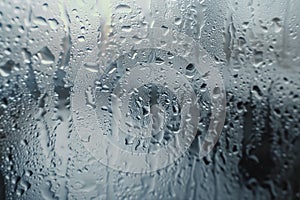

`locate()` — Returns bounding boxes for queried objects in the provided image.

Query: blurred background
[0,0,299,199]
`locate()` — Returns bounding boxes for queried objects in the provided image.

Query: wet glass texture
[0,0,300,199]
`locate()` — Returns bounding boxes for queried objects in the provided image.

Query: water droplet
[33,16,48,26]
[42,3,48,11]
[85,86,95,108]
[252,85,263,100]
[84,62,99,72]
[0,60,16,77]
[115,4,132,13]
[37,47,55,65]
[22,48,31,64]
[174,17,182,25]
[48,18,59,30]
[272,17,282,33]
[78,36,85,42]
[121,25,132,32]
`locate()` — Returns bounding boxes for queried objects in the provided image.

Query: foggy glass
[0,0,299,199]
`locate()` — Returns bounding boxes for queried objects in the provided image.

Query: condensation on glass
[0,0,299,199]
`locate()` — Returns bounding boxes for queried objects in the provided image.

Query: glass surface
[0,0,299,199]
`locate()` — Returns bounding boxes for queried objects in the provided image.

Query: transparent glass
[0,0,299,199]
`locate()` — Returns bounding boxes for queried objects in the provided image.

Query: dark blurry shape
[0,172,5,199]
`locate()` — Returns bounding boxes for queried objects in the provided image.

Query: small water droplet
[174,17,182,25]
[0,60,17,77]
[33,16,48,26]
[121,25,132,32]
[272,17,282,33]
[84,62,99,72]
[252,85,263,100]
[37,47,55,65]
[78,36,85,42]
[42,3,48,11]
[48,18,59,30]
[115,4,132,13]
